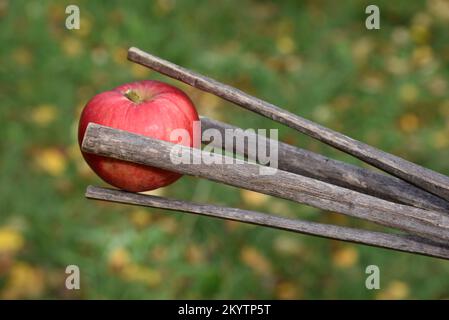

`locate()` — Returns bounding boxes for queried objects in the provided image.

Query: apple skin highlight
[78,80,199,192]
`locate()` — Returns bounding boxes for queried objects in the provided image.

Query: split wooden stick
[85,186,449,260]
[200,117,449,212]
[128,46,449,202]
[81,123,449,243]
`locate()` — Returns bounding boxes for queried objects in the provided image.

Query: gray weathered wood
[200,116,449,212]
[128,46,449,202]
[81,123,449,243]
[85,185,449,260]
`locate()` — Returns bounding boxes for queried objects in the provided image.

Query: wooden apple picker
[80,47,449,260]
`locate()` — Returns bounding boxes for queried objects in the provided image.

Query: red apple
[78,80,199,192]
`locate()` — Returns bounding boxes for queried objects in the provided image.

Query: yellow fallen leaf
[399,84,419,103]
[129,209,152,229]
[108,247,130,271]
[410,24,430,45]
[241,190,271,207]
[73,16,92,37]
[198,92,221,110]
[391,27,410,46]
[185,244,205,265]
[377,280,410,300]
[121,263,162,287]
[1,262,45,299]
[332,246,358,268]
[351,37,374,64]
[432,131,449,149]
[31,104,57,126]
[399,113,419,133]
[276,35,295,55]
[428,0,449,22]
[313,105,332,123]
[268,200,293,217]
[412,46,433,67]
[155,0,176,15]
[34,148,67,176]
[61,37,83,57]
[276,281,301,299]
[112,47,128,65]
[361,73,385,93]
[328,212,349,226]
[273,235,303,256]
[412,12,432,27]
[0,227,24,254]
[131,63,151,78]
[428,76,447,97]
[158,217,178,234]
[240,246,272,276]
[386,56,408,75]
[224,220,241,232]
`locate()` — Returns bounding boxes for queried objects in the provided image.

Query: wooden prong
[81,123,449,243]
[85,185,449,260]
[127,46,449,202]
[200,117,449,213]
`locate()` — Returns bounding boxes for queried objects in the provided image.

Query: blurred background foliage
[1,0,449,299]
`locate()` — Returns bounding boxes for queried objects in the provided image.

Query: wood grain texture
[85,186,449,260]
[200,116,449,212]
[127,46,449,202]
[81,123,449,243]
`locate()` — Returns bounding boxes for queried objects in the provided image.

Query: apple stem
[124,89,142,103]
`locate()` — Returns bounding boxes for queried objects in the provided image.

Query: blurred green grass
[1,0,449,299]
